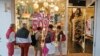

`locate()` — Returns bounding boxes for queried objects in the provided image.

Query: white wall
[0,0,12,56]
[93,0,100,56]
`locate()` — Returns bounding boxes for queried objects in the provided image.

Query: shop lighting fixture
[49,3,55,8]
[26,1,29,3]
[32,0,35,2]
[47,0,54,2]
[20,1,26,6]
[43,2,49,7]
[33,3,39,9]
[54,6,59,11]
[40,7,45,11]
[20,1,24,4]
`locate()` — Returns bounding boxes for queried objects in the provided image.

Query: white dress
[46,42,55,54]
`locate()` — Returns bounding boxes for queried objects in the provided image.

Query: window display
[15,0,66,30]
[15,0,67,56]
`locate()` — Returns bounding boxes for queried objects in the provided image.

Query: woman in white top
[6,24,16,56]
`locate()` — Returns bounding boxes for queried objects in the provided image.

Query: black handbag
[31,33,37,46]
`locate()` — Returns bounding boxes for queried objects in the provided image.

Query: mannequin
[72,8,84,44]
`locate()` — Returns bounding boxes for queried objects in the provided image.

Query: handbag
[42,44,49,56]
[42,40,49,56]
[31,33,37,46]
[61,34,66,41]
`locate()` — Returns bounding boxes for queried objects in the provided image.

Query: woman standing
[34,27,42,56]
[56,25,65,56]
[45,24,55,56]
[6,24,16,56]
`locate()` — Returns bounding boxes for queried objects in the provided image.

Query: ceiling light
[43,2,49,7]
[20,1,24,4]
[49,3,55,7]
[32,0,35,2]
[47,0,54,2]
[39,0,42,2]
[20,1,26,6]
[54,6,59,11]
[40,7,45,11]
[33,3,39,9]
[26,1,29,3]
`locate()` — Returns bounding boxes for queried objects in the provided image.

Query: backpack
[58,31,66,41]
[61,33,66,41]
[31,33,37,46]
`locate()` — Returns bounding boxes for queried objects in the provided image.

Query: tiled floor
[68,53,92,56]
[14,46,35,56]
[67,35,93,56]
[14,36,93,56]
[67,37,93,53]
[14,45,67,56]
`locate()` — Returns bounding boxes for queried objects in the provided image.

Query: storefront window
[15,0,66,30]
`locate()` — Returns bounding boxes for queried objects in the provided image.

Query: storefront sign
[32,18,49,30]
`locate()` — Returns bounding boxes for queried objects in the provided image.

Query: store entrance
[67,0,95,56]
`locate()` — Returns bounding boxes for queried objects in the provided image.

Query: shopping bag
[42,44,49,56]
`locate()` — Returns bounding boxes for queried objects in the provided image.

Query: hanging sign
[32,18,49,30]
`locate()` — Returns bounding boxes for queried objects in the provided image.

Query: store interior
[68,7,94,54]
[68,0,95,56]
[15,0,66,30]
[15,0,95,56]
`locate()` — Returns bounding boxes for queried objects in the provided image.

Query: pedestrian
[16,23,31,56]
[31,27,42,56]
[45,24,55,56]
[6,24,16,56]
[56,25,66,56]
